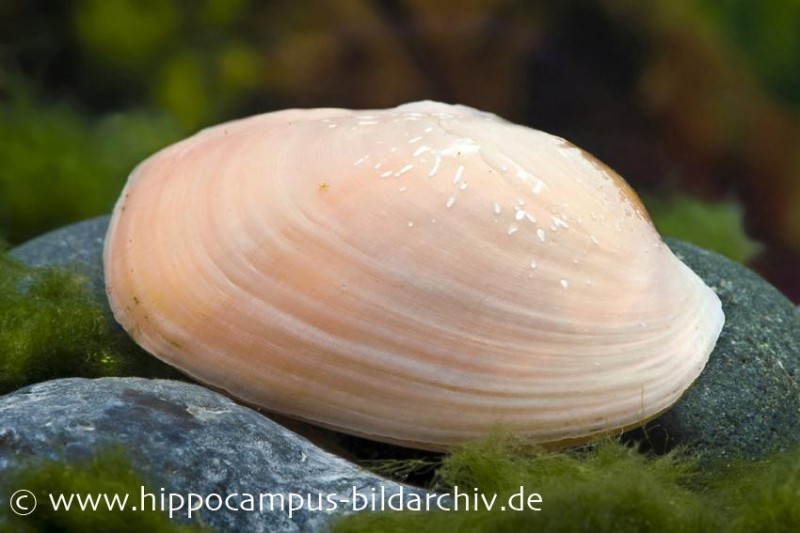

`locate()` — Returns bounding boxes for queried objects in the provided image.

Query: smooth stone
[10,218,800,462]
[625,239,800,462]
[0,378,428,532]
[10,215,110,302]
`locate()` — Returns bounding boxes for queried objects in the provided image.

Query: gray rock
[10,215,110,302]
[626,239,800,462]
[0,378,428,532]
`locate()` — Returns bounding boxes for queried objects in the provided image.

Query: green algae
[2,432,798,532]
[0,250,177,395]
[0,447,209,533]
[708,448,800,533]
[1,251,118,392]
[333,432,800,532]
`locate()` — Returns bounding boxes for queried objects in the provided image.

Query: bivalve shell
[104,101,725,450]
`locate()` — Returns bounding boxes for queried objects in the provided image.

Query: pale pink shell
[104,101,724,450]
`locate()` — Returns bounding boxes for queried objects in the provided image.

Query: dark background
[1,0,798,301]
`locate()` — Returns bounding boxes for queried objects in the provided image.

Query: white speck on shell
[396,164,414,176]
[413,145,431,157]
[440,139,481,157]
[453,165,465,184]
[428,154,442,177]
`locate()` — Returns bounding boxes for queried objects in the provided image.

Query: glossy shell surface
[104,101,725,450]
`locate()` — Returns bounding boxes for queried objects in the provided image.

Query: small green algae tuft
[1,252,118,392]
[0,250,177,395]
[334,431,800,532]
[0,447,209,532]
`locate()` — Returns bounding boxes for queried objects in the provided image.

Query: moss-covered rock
[10,215,111,301]
[1,448,208,532]
[0,223,180,395]
[0,253,176,395]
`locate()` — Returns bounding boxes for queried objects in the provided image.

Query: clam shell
[104,101,724,451]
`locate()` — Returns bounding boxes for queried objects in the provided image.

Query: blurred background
[0,0,798,301]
